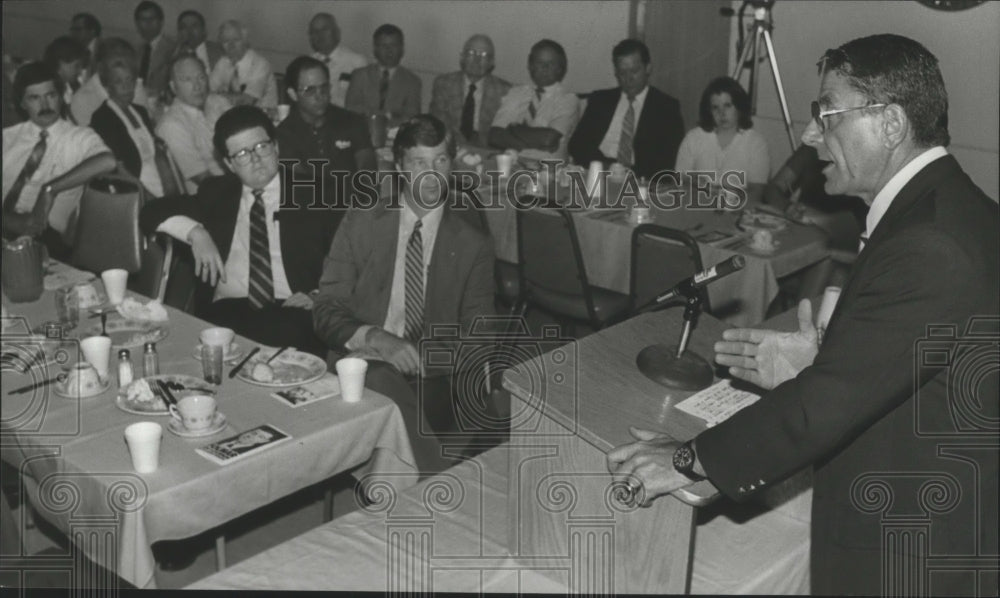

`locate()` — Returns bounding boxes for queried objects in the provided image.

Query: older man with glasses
[429,34,511,146]
[141,106,341,355]
[609,34,998,597]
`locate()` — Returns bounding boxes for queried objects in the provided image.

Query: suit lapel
[216,176,242,263]
[371,204,400,321]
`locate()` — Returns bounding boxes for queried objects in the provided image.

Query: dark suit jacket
[697,154,999,596]
[568,86,684,178]
[429,71,510,145]
[139,172,340,314]
[89,101,156,179]
[140,35,177,96]
[312,199,495,371]
[345,63,421,126]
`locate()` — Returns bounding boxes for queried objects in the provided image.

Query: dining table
[0,262,419,589]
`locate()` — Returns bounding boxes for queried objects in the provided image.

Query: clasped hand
[366,327,421,376]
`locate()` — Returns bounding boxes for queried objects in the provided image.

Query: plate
[237,349,327,387]
[168,412,228,438]
[738,209,788,232]
[86,319,168,349]
[53,375,111,399]
[116,374,214,415]
[745,240,781,255]
[192,343,245,364]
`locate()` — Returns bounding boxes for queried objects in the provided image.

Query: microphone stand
[635,291,714,391]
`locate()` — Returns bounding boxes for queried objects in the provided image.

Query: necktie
[527,86,543,122]
[3,129,48,212]
[378,68,390,112]
[140,43,151,81]
[617,98,635,166]
[403,219,424,342]
[247,189,274,309]
[460,83,476,141]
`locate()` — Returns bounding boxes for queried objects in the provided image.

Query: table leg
[214,534,226,571]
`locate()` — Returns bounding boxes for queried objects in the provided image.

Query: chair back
[516,205,597,323]
[71,176,144,274]
[153,138,187,197]
[630,224,709,311]
[127,233,173,302]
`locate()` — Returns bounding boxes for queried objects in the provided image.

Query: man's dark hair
[529,39,567,81]
[612,38,650,65]
[373,24,403,42]
[72,13,102,37]
[13,61,63,107]
[213,105,278,158]
[134,1,164,21]
[94,37,136,67]
[177,10,206,28]
[43,36,88,70]
[392,113,455,163]
[697,76,753,132]
[284,55,328,93]
[819,33,949,147]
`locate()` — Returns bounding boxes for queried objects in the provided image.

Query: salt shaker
[117,349,134,388]
[142,342,159,377]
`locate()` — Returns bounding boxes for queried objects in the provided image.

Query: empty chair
[630,223,708,312]
[515,206,630,331]
[70,176,144,275]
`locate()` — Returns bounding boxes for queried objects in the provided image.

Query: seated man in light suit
[345,24,421,128]
[313,114,496,475]
[141,106,338,356]
[569,38,684,178]
[209,20,278,109]
[489,38,579,161]
[429,35,511,146]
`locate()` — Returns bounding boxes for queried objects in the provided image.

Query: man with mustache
[2,62,115,255]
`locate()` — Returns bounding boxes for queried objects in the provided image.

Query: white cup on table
[335,357,368,403]
[124,421,162,473]
[495,154,514,179]
[169,395,217,431]
[100,268,128,305]
[79,335,112,380]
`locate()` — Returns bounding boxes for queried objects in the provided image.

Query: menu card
[674,380,761,427]
[269,374,341,408]
[196,424,291,465]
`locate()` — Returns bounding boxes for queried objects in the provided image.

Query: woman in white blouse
[89,56,164,197]
[675,76,770,186]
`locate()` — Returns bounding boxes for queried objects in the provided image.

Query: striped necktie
[248,189,274,309]
[3,129,48,212]
[403,219,425,342]
[378,68,390,111]
[617,98,635,166]
[527,86,543,122]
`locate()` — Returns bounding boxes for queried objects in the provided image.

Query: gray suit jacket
[141,34,177,97]
[344,63,421,126]
[429,71,510,145]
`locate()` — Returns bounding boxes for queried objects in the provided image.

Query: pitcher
[1,236,45,303]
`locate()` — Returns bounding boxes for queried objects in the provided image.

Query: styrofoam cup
[80,335,112,380]
[101,269,128,305]
[335,357,368,403]
[124,422,162,473]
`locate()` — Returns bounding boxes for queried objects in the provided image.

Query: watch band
[672,440,705,482]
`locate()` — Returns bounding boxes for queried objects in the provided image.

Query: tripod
[731,1,796,152]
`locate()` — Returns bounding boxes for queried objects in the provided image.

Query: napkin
[43,262,96,290]
[116,297,169,322]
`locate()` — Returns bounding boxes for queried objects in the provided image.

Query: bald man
[209,20,278,108]
[308,12,367,107]
[430,35,511,146]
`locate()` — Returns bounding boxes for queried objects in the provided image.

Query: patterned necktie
[140,43,152,81]
[378,68,390,111]
[527,86,543,121]
[403,219,424,342]
[3,129,48,212]
[247,189,274,309]
[460,82,477,141]
[617,98,635,166]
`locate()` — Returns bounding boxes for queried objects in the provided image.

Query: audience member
[277,56,375,232]
[42,36,88,109]
[90,57,164,197]
[69,12,100,82]
[313,114,495,474]
[141,106,337,355]
[134,0,176,100]
[569,38,684,178]
[430,35,510,146]
[69,37,149,127]
[308,12,367,108]
[489,39,579,161]
[156,54,230,193]
[675,76,769,185]
[345,24,421,128]
[175,10,224,75]
[2,62,115,253]
[209,20,278,109]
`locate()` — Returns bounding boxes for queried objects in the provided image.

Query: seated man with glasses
[277,55,375,233]
[429,35,510,146]
[141,105,340,355]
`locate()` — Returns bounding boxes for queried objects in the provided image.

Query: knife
[229,346,260,379]
[8,374,65,395]
[155,379,178,406]
[265,346,290,365]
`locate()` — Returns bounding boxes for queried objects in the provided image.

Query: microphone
[650,255,746,306]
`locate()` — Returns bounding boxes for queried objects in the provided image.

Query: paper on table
[270,374,341,408]
[675,380,761,427]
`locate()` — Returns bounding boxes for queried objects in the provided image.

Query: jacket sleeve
[138,182,209,235]
[312,208,368,350]
[568,94,604,166]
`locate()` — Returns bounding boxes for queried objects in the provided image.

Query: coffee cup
[60,362,102,397]
[169,394,217,431]
[335,357,368,403]
[101,269,128,305]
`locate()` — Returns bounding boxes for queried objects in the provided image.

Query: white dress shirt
[312,45,368,107]
[2,118,109,235]
[155,95,230,192]
[674,127,771,185]
[194,42,213,74]
[345,199,445,350]
[210,48,278,108]
[491,81,581,160]
[598,86,649,160]
[105,100,164,196]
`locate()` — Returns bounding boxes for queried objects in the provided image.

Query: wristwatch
[672,441,705,482]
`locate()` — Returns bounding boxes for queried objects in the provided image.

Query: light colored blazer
[429,71,511,145]
[344,63,421,126]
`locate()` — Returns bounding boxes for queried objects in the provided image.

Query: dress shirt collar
[536,81,563,97]
[242,172,282,209]
[400,193,446,235]
[22,117,69,137]
[621,85,649,105]
[464,75,485,91]
[865,146,948,238]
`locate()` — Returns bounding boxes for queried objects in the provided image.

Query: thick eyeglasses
[811,100,887,133]
[462,49,492,59]
[297,83,330,97]
[229,140,275,165]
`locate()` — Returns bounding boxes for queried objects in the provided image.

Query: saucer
[167,412,228,438]
[192,343,245,364]
[53,375,111,399]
